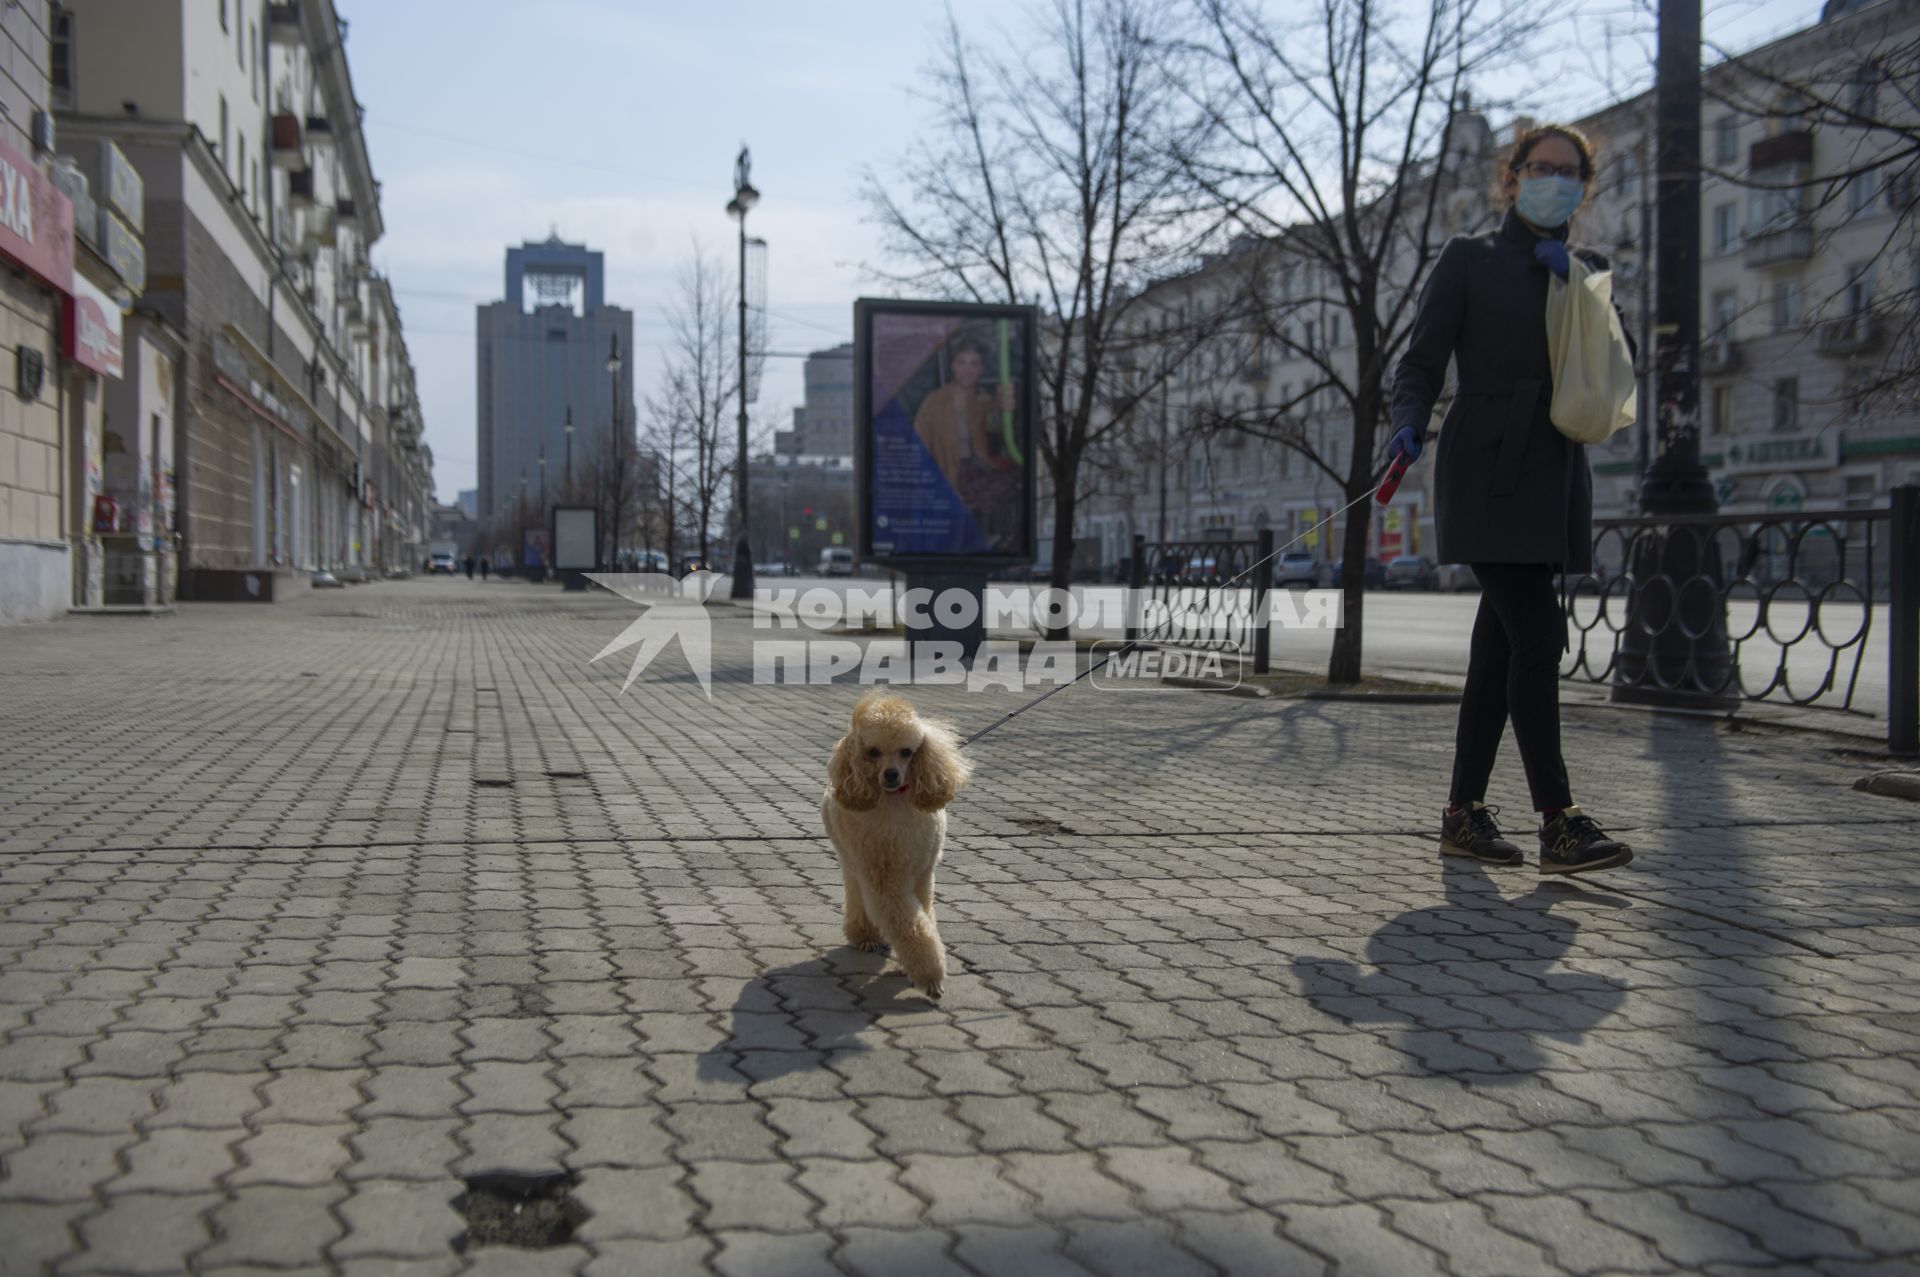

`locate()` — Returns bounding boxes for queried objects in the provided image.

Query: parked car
[1436,563,1480,592]
[311,568,344,589]
[1384,555,1436,590]
[1332,557,1387,589]
[754,562,790,578]
[1271,551,1325,589]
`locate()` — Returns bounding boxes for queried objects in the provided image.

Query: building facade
[1050,0,1920,576]
[475,236,634,523]
[54,0,433,605]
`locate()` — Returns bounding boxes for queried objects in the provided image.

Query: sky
[334,0,1833,505]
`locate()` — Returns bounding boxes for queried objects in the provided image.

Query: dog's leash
[958,460,1407,749]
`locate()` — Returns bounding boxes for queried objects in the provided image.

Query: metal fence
[1125,531,1274,672]
[1564,485,1917,752]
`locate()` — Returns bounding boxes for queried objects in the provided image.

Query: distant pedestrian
[463,555,476,580]
[480,559,491,581]
[1388,122,1633,876]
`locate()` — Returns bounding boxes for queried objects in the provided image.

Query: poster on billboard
[522,527,550,569]
[551,505,598,571]
[855,299,1036,563]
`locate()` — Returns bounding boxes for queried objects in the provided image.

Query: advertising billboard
[552,505,598,570]
[855,299,1036,563]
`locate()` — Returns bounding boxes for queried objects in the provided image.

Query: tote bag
[1544,253,1637,445]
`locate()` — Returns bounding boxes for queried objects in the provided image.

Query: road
[733,576,1894,722]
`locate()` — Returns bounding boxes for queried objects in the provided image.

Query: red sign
[63,274,124,378]
[0,137,73,295]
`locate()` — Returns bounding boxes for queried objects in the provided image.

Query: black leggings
[1448,562,1573,812]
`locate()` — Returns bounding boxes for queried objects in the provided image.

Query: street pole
[608,337,623,570]
[727,147,760,601]
[564,403,573,502]
[1615,0,1735,706]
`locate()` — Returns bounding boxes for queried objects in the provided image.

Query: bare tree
[864,0,1225,631]
[1181,0,1538,683]
[647,246,739,569]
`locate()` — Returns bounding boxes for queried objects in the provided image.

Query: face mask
[1514,175,1584,228]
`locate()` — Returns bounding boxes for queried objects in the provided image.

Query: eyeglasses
[1514,160,1584,181]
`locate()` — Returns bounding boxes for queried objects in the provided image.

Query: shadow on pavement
[1292,859,1632,1079]
[696,950,929,1084]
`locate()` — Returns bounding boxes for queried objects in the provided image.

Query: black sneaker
[1440,805,1524,866]
[1538,807,1633,875]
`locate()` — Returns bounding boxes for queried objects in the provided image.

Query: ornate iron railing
[1562,491,1916,739]
[1126,532,1274,670]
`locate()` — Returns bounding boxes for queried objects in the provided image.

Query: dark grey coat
[1391,208,1624,574]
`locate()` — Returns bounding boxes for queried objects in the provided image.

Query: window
[237,133,246,201]
[1853,66,1880,119]
[220,0,228,33]
[1851,168,1880,216]
[51,8,72,107]
[1846,262,1873,315]
[237,2,246,67]
[251,21,260,102]
[1714,115,1738,165]
[1711,289,1739,336]
[1329,315,1342,348]
[1844,473,1876,507]
[218,95,229,168]
[1772,377,1799,432]
[1713,203,1739,253]
[1711,385,1734,437]
[1771,278,1802,331]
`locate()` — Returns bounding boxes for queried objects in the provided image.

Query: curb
[1854,771,1920,801]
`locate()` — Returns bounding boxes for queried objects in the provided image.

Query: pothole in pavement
[1009,815,1080,836]
[453,1171,589,1251]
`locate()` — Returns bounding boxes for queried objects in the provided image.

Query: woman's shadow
[695,948,932,1085]
[1292,859,1632,1079]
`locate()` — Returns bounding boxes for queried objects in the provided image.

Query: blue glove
[1534,239,1569,280]
[1388,425,1421,464]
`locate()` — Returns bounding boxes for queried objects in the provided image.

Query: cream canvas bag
[1544,253,1637,445]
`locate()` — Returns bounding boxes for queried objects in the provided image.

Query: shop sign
[1722,431,1839,475]
[99,209,144,296]
[99,140,142,234]
[63,273,124,378]
[0,135,74,293]
[213,332,304,438]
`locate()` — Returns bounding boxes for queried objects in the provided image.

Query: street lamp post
[608,335,623,570]
[564,404,574,501]
[1613,0,1735,706]
[726,146,759,601]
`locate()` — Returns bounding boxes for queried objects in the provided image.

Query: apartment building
[1052,0,1920,575]
[55,0,433,602]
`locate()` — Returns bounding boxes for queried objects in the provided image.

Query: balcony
[287,167,315,209]
[1744,221,1813,268]
[269,114,304,169]
[267,3,301,46]
[1749,129,1813,172]
[1701,338,1742,375]
[1816,312,1884,356]
[304,115,334,149]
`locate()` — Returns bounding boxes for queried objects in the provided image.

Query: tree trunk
[1046,463,1079,641]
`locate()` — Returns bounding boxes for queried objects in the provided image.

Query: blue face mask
[1514,175,1584,228]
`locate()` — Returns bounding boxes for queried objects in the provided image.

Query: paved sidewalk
[1,578,1916,1276]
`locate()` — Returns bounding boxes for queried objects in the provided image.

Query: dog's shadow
[1292,860,1633,1080]
[695,949,930,1085]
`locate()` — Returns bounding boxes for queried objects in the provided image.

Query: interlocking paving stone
[1,580,1917,1274]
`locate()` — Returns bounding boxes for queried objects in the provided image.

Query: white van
[819,547,854,576]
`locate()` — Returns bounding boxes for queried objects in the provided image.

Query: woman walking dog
[1388,123,1633,876]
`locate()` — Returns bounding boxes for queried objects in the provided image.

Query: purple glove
[1388,425,1421,464]
[1534,239,1570,280]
